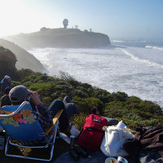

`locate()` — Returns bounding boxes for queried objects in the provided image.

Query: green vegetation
[10,69,163,131]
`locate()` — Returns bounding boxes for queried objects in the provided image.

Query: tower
[63,19,69,29]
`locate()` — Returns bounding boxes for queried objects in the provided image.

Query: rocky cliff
[0,39,44,72]
[0,46,19,80]
[4,28,111,49]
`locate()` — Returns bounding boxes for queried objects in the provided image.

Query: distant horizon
[1,26,163,42]
[0,0,162,40]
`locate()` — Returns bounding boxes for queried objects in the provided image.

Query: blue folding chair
[0,101,63,161]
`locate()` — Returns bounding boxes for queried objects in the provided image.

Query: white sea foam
[121,48,163,68]
[112,40,125,43]
[145,45,163,51]
[28,45,163,108]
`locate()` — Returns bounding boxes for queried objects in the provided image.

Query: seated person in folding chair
[9,85,69,143]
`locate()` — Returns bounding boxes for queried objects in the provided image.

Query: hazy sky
[0,0,163,40]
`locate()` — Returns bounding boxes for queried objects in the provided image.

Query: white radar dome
[63,19,69,25]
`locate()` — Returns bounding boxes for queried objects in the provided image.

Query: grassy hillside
[10,69,163,131]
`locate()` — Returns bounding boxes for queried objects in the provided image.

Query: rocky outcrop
[4,28,111,49]
[0,39,44,72]
[0,46,19,80]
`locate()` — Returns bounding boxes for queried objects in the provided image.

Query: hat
[9,85,30,103]
[4,75,10,79]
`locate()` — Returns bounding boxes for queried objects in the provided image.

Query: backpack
[78,114,108,151]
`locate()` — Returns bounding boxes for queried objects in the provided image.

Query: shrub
[11,81,21,87]
[42,97,52,107]
[8,69,162,130]
[70,113,87,131]
[72,96,103,114]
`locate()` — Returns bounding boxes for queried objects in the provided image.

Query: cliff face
[0,46,19,80]
[4,28,111,49]
[0,39,44,72]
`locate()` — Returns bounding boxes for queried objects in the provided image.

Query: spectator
[91,107,100,115]
[91,107,119,126]
[63,96,80,136]
[9,85,69,133]
[63,96,80,122]
[1,75,11,93]
[1,87,11,107]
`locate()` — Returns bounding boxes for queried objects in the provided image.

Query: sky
[0,0,163,40]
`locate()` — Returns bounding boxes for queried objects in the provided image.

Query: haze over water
[28,39,163,108]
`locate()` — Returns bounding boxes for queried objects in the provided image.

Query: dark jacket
[1,95,11,107]
[123,125,163,162]
[1,79,11,93]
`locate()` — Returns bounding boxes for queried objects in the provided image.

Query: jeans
[29,98,69,132]
[48,99,69,132]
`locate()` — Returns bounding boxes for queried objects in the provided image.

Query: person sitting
[91,107,100,115]
[1,87,11,107]
[91,107,119,126]
[63,96,80,136]
[9,85,69,136]
[63,96,80,122]
[1,75,11,93]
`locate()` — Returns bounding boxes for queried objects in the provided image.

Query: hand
[29,91,41,106]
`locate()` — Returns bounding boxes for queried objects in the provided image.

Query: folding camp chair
[0,101,63,161]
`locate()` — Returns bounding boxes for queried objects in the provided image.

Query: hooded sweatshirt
[63,96,80,121]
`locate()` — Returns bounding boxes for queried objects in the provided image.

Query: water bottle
[69,135,80,161]
[70,135,75,148]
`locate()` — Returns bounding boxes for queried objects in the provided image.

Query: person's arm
[29,91,41,106]
[29,91,53,130]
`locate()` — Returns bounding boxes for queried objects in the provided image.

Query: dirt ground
[0,136,70,163]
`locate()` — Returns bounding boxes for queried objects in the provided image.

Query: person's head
[9,85,31,105]
[4,87,11,95]
[91,107,100,115]
[4,75,11,82]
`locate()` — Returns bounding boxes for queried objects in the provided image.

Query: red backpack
[78,114,108,151]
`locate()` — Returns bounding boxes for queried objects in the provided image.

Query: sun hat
[9,85,31,103]
[4,75,10,79]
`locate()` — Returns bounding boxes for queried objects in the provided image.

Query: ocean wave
[145,45,163,51]
[111,40,125,43]
[28,47,163,107]
[121,49,163,68]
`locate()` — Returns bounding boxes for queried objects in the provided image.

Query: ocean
[28,38,163,108]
